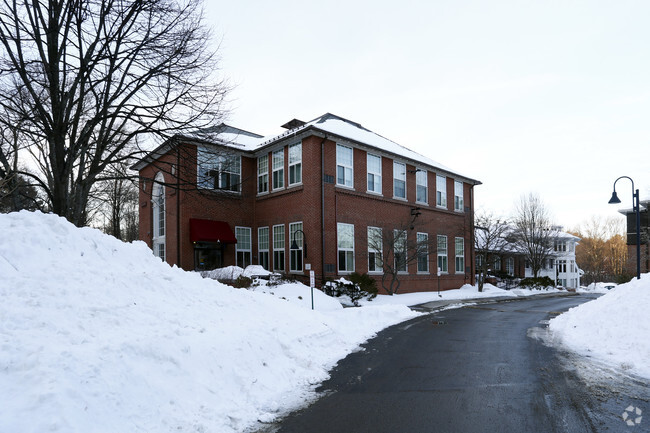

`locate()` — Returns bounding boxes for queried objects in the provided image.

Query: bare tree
[572,216,627,284]
[91,162,139,241]
[510,193,558,278]
[0,0,228,226]
[474,210,510,292]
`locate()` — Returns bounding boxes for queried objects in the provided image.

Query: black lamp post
[290,229,307,259]
[608,176,641,280]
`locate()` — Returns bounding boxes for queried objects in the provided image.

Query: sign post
[309,270,315,310]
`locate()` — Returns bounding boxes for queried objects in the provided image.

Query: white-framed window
[289,143,302,185]
[197,146,241,192]
[393,161,406,199]
[273,224,285,272]
[454,180,464,211]
[555,240,567,252]
[258,227,269,270]
[272,149,284,190]
[493,256,501,271]
[236,227,252,268]
[417,232,429,273]
[336,144,353,188]
[476,254,484,268]
[570,260,576,273]
[367,226,383,273]
[394,229,407,273]
[416,170,428,204]
[367,154,382,194]
[289,222,303,272]
[258,155,269,194]
[557,259,567,273]
[455,237,465,274]
[436,175,447,208]
[437,235,448,273]
[152,172,165,261]
[337,223,355,272]
[506,257,514,276]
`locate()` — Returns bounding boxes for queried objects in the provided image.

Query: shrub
[232,275,253,289]
[519,276,555,290]
[322,273,377,306]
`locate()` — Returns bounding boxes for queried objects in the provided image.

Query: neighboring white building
[524,230,581,289]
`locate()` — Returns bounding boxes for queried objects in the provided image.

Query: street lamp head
[290,240,298,250]
[608,191,621,204]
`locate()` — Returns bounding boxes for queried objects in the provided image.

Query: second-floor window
[436,175,447,208]
[454,180,464,211]
[272,149,284,190]
[289,143,302,185]
[337,144,353,187]
[393,161,406,199]
[197,146,240,191]
[416,170,428,203]
[258,155,268,193]
[367,154,382,194]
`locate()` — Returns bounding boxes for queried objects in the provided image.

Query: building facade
[619,199,650,276]
[134,114,482,293]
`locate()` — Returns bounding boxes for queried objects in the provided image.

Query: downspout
[469,184,475,286]
[321,134,328,283]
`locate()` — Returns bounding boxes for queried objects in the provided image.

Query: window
[197,146,240,191]
[557,259,567,273]
[258,155,269,194]
[394,229,407,272]
[367,154,382,194]
[393,161,406,199]
[454,180,464,211]
[337,223,355,272]
[436,175,447,208]
[273,225,285,271]
[437,235,448,273]
[416,170,428,203]
[289,143,302,185]
[570,260,576,273]
[417,232,429,273]
[455,237,465,274]
[272,149,284,190]
[367,226,383,273]
[336,144,353,187]
[506,257,514,276]
[152,173,165,261]
[289,222,303,272]
[476,254,484,268]
[555,240,567,252]
[236,227,251,268]
[493,256,501,271]
[258,227,269,270]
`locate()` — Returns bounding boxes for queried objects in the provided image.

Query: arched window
[152,172,165,261]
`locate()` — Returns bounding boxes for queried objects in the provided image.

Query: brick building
[134,113,482,293]
[619,199,650,276]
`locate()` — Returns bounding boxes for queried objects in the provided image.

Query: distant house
[133,113,482,293]
[617,199,650,276]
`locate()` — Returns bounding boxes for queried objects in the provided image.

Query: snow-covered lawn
[549,275,650,379]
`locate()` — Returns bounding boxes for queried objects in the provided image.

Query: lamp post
[608,176,641,280]
[290,229,307,258]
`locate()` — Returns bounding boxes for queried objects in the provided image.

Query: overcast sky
[204,0,649,231]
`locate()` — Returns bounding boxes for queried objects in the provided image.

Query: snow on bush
[0,211,418,432]
[549,274,650,378]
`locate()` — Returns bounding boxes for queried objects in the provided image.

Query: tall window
[337,223,355,272]
[455,237,465,274]
[437,235,448,273]
[152,173,165,261]
[289,143,302,185]
[506,257,514,276]
[236,227,251,268]
[436,175,447,208]
[258,227,269,270]
[454,180,464,211]
[367,226,383,273]
[336,144,353,187]
[273,224,285,271]
[367,154,382,194]
[394,229,407,272]
[197,147,241,191]
[258,155,269,194]
[272,149,284,190]
[557,260,567,273]
[289,222,303,272]
[416,170,428,203]
[554,240,567,252]
[493,256,501,271]
[393,161,406,199]
[417,232,429,273]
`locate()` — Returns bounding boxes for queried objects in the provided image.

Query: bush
[348,272,378,300]
[231,275,253,289]
[519,276,555,290]
[322,273,377,306]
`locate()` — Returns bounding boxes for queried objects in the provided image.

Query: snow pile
[549,275,650,378]
[0,211,418,433]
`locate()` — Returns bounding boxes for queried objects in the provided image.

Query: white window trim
[337,222,355,273]
[236,226,252,268]
[289,222,304,273]
[272,149,285,191]
[367,226,383,274]
[394,229,408,274]
[437,234,448,274]
[288,143,302,187]
[152,172,165,261]
[367,153,382,195]
[258,226,269,270]
[436,175,447,209]
[417,232,429,274]
[393,161,407,200]
[416,169,428,204]
[336,144,354,189]
[272,224,285,272]
[454,180,464,212]
[197,146,241,192]
[455,237,465,274]
[257,155,269,195]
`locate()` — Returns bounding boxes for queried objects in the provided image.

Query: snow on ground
[549,274,650,379]
[0,211,419,433]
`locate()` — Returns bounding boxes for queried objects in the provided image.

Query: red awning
[189,219,237,244]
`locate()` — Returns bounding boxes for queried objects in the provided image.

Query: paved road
[263,294,648,433]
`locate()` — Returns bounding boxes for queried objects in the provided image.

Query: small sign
[305,263,311,270]
[309,270,315,288]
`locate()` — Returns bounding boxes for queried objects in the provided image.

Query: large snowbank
[0,211,418,432]
[549,274,650,379]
